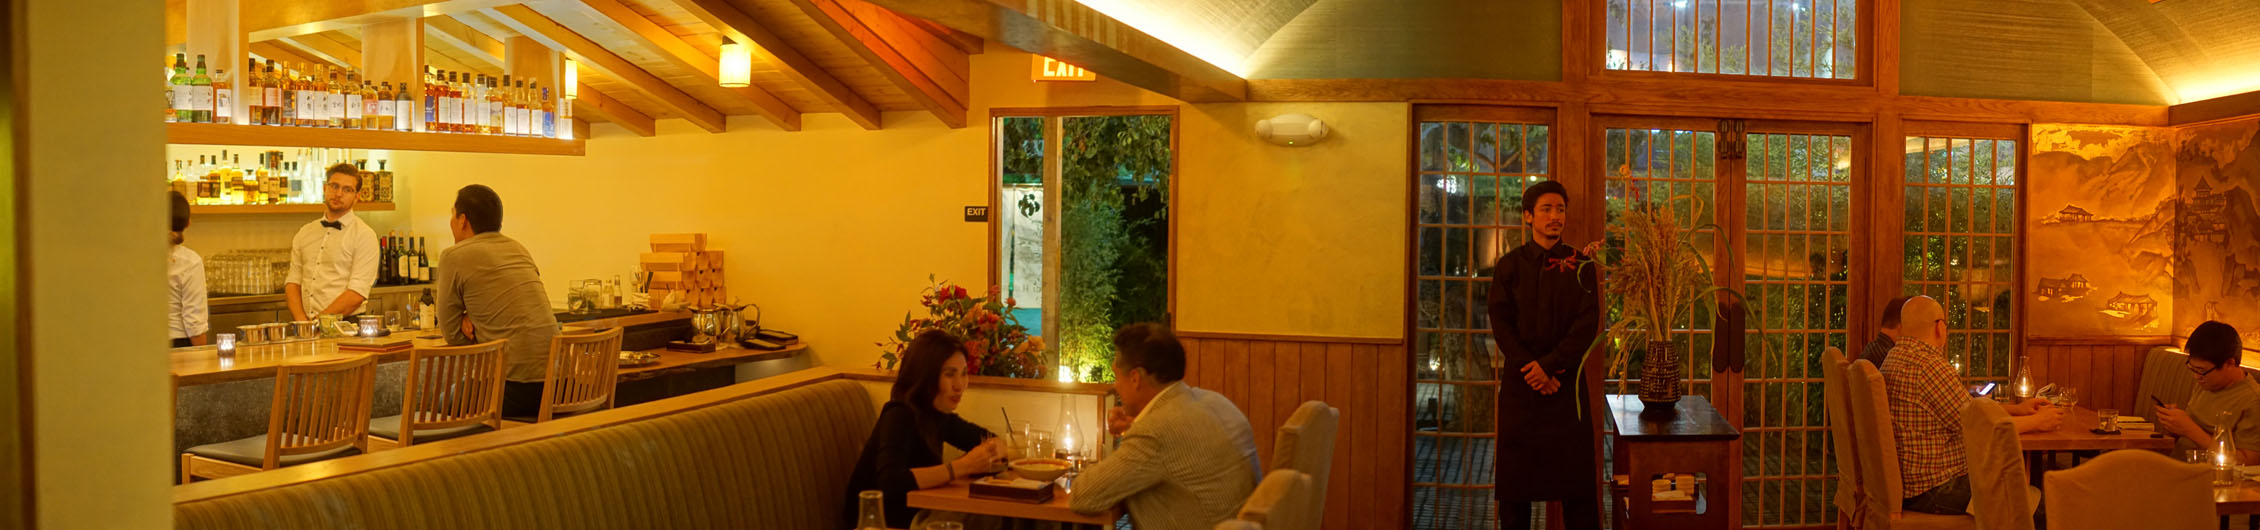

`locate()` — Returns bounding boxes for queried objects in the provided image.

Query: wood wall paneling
[1178,334,1409,530]
[2025,337,2174,415]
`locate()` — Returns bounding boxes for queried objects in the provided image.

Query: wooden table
[1605,395,1742,530]
[906,478,1120,525]
[2217,481,2260,515]
[2018,407,2176,452]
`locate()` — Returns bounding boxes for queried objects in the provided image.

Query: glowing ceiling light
[719,39,752,88]
[1073,0,1250,76]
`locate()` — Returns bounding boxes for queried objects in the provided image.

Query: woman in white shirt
[169,191,209,348]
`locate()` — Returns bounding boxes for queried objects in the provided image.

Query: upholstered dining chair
[1270,401,1339,518]
[1960,398,2039,530]
[1823,347,1871,529]
[1234,469,1315,530]
[2044,449,2213,530]
[1845,360,1977,530]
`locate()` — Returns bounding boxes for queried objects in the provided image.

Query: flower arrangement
[1583,166,1750,409]
[876,276,1048,379]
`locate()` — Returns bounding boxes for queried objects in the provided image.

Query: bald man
[1881,296,2063,515]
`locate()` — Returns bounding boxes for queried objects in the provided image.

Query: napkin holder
[969,477,1055,504]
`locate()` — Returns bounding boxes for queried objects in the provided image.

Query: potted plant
[1585,177,1748,416]
[876,276,1048,380]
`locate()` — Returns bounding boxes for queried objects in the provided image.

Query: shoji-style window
[1603,0,1861,79]
[1902,133,2020,385]
[1410,107,1553,529]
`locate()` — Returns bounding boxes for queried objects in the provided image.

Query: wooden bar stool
[504,327,623,424]
[368,339,509,452]
[180,353,376,483]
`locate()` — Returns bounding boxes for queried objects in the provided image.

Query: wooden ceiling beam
[247,41,328,68]
[905,17,982,56]
[863,0,1246,103]
[2169,89,2260,126]
[573,82,659,137]
[447,10,521,42]
[679,0,881,129]
[487,4,729,133]
[787,0,967,128]
[424,16,506,70]
[166,0,527,46]
[538,0,800,131]
[273,34,359,69]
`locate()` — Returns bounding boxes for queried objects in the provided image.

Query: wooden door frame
[2,0,27,523]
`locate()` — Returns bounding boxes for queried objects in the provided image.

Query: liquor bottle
[540,85,553,137]
[263,61,282,126]
[365,80,381,130]
[501,77,519,136]
[382,235,397,285]
[397,234,416,284]
[280,67,298,127]
[438,72,457,133]
[418,237,432,283]
[419,288,438,330]
[298,66,315,127]
[212,67,232,123]
[423,69,438,132]
[243,59,262,125]
[168,53,190,123]
[512,80,530,137]
[188,55,214,123]
[554,87,570,135]
[487,76,505,136]
[374,82,393,132]
[328,69,347,129]
[344,76,364,129]
[469,74,486,135]
[391,81,410,132]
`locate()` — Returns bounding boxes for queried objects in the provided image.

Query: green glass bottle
[169,53,190,123]
[189,54,213,123]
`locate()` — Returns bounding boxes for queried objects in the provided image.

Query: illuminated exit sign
[1032,55,1096,82]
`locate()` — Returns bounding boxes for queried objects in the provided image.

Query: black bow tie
[320,220,343,230]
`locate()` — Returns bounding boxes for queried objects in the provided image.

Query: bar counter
[169,309,714,386]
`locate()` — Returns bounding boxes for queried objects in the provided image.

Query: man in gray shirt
[438,184,558,418]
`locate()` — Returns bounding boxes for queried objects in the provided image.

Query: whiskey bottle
[188,55,213,123]
[212,67,232,124]
[243,59,262,125]
[168,53,190,123]
[263,60,282,126]
[374,82,394,131]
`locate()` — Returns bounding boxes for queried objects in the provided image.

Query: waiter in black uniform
[1489,179,1602,530]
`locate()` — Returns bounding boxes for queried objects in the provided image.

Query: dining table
[2217,481,2260,515]
[906,476,1121,526]
[2018,407,2177,452]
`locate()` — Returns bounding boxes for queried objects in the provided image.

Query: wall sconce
[563,59,579,100]
[719,39,752,88]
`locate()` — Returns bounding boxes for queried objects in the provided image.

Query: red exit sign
[1032,56,1096,82]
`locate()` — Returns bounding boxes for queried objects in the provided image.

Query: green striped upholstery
[176,379,876,530]
[2134,347,2197,423]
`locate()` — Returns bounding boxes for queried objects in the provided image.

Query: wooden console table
[1606,394,1742,530]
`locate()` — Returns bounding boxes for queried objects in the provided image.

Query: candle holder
[358,315,381,338]
[215,332,237,357]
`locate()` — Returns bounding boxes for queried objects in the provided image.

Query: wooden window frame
[1592,0,1876,87]
[1896,122,2027,385]
[985,106,1182,345]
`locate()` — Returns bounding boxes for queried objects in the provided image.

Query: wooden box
[650,233,706,252]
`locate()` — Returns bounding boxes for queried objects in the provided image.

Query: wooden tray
[968,478,1055,504]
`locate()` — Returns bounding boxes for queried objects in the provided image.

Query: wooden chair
[1844,360,1977,530]
[2044,449,2213,530]
[507,327,623,424]
[1822,347,1871,529]
[1268,401,1339,519]
[368,340,508,452]
[1960,398,2038,530]
[1235,469,1315,530]
[180,354,376,483]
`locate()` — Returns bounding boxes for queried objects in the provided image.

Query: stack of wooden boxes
[642,233,727,309]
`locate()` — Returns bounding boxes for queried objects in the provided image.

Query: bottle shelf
[168,122,583,156]
[190,202,395,215]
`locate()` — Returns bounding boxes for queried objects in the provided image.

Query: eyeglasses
[2191,361,2222,377]
[323,182,357,193]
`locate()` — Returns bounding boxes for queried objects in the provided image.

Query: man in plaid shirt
[1882,296,2063,515]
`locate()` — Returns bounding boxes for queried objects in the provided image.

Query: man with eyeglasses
[2157,321,2260,465]
[285,163,379,322]
[1882,295,2062,516]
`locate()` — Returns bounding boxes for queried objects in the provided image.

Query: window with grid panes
[1605,0,1858,79]
[1902,136,2018,385]
[1740,132,1853,527]
[1602,128,1721,401]
[1412,120,1550,529]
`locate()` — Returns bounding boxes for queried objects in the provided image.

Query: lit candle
[216,333,236,356]
[358,316,381,338]
[2019,382,2030,398]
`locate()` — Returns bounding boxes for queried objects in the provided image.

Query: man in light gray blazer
[1070,323,1263,530]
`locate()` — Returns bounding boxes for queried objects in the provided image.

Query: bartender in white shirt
[285,163,380,321]
[168,191,209,348]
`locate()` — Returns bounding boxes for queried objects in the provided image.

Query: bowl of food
[1010,458,1074,482]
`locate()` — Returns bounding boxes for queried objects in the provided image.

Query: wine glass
[2051,387,2079,409]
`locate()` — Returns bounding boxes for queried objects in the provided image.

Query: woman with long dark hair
[844,329,1006,528]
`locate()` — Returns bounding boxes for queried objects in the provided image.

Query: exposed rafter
[424,15,505,70]
[573,82,659,137]
[786,0,968,128]
[865,0,1246,103]
[904,17,983,56]
[247,41,329,68]
[275,34,360,69]
[534,0,799,131]
[447,10,521,43]
[487,4,729,133]
[679,0,882,129]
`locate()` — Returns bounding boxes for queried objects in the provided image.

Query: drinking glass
[385,310,403,332]
[855,490,885,530]
[2052,387,2079,409]
[2098,408,2120,432]
[1029,430,1054,462]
